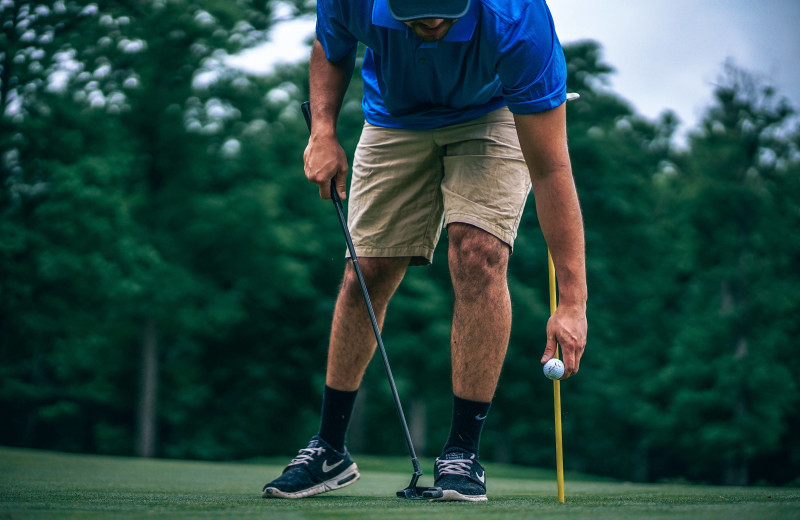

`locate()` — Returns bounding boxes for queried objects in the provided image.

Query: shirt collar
[372,0,477,42]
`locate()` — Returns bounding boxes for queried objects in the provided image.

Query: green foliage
[1,3,799,488]
[646,62,800,484]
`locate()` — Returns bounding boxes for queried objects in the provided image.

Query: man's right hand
[305,38,355,200]
[304,130,349,200]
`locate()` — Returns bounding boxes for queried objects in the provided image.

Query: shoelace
[436,457,473,477]
[289,446,325,466]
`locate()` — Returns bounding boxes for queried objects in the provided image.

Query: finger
[560,340,582,379]
[541,326,558,364]
[561,351,576,379]
[571,343,584,376]
[336,169,347,200]
[319,182,330,200]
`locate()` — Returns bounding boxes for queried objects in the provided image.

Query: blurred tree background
[1,2,798,487]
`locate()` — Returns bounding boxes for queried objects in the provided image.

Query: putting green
[1,447,797,519]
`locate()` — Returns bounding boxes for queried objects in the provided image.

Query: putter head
[396,485,443,500]
[396,472,444,500]
[420,486,444,499]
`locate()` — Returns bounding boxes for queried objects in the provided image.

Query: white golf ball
[543,358,565,380]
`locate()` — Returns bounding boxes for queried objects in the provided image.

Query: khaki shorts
[347,107,530,265]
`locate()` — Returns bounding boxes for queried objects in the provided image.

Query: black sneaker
[430,448,487,502]
[261,436,360,499]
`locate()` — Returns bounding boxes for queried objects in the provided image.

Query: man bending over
[263,0,588,502]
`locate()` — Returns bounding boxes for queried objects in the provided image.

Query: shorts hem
[346,245,435,265]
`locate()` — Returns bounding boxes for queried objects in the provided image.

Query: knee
[340,263,361,296]
[340,263,372,301]
[340,257,408,303]
[448,224,509,282]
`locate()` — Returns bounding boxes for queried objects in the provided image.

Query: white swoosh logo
[476,470,485,484]
[475,414,487,421]
[322,459,344,473]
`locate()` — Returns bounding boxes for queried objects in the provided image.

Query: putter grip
[301,101,338,201]
[301,101,312,130]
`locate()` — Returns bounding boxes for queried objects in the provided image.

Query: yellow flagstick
[549,92,576,504]
[548,249,565,503]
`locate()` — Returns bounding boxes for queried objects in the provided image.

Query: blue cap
[387,0,471,21]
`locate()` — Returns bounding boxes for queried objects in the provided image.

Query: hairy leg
[448,223,512,402]
[326,257,410,391]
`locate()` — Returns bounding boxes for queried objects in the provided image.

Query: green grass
[1,447,797,519]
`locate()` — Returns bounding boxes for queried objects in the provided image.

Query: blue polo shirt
[316,0,567,129]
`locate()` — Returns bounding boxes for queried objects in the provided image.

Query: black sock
[317,385,358,453]
[443,395,491,457]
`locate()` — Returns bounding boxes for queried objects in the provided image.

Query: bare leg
[448,223,512,402]
[326,257,411,391]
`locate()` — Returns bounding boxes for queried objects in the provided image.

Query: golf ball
[543,359,565,380]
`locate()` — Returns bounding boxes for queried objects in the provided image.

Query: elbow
[528,162,572,183]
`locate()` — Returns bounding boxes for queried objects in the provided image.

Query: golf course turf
[1,447,797,519]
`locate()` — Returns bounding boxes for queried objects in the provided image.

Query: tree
[650,62,800,485]
[1,1,159,453]
[0,0,327,458]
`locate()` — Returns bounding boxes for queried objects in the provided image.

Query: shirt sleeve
[495,1,567,114]
[316,0,359,62]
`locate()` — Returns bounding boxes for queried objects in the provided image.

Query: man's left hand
[541,302,587,379]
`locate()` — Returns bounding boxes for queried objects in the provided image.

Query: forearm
[308,39,355,138]
[531,168,587,307]
[305,40,356,199]
[514,107,587,307]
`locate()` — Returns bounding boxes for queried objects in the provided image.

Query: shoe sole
[261,463,360,499]
[430,489,487,502]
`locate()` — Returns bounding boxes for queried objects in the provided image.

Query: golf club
[301,101,443,500]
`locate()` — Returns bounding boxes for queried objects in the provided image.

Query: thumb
[541,329,558,364]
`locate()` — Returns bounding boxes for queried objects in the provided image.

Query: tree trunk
[136,316,159,458]
[721,277,750,485]
[723,455,749,486]
[632,430,650,482]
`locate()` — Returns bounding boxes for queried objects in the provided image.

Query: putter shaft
[330,178,423,479]
[301,102,438,499]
